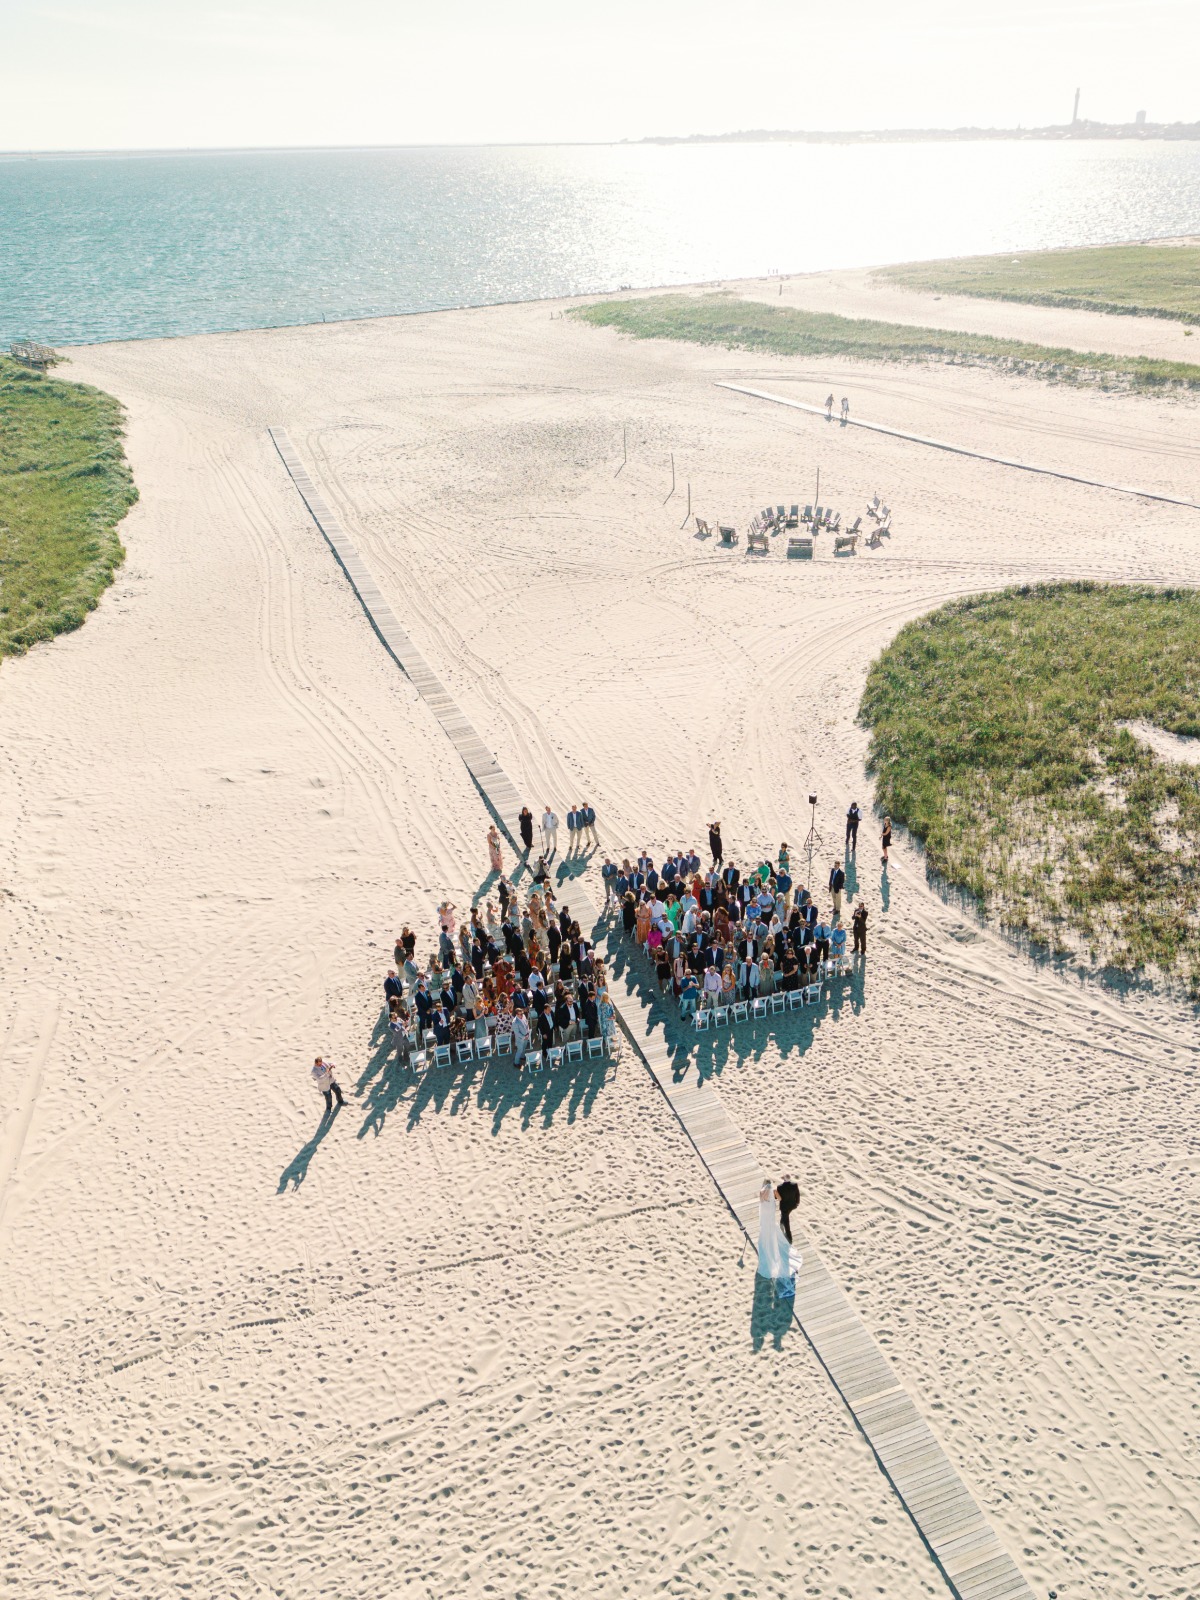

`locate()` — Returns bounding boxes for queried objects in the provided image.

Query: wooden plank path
[718,380,1200,512]
[267,426,1036,1600]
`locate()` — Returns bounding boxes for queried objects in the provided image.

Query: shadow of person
[880,870,890,914]
[751,1271,796,1352]
[845,857,859,900]
[277,1106,341,1192]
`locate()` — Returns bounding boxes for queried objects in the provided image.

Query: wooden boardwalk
[718,380,1200,512]
[268,426,1036,1600]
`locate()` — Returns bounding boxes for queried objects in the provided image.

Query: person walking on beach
[881,815,892,868]
[709,820,723,867]
[311,1056,345,1117]
[541,804,559,859]
[852,901,869,957]
[776,1175,800,1244]
[825,393,834,421]
[840,396,850,422]
[828,859,845,918]
[845,802,860,854]
[581,801,598,849]
[487,825,503,876]
[518,806,534,854]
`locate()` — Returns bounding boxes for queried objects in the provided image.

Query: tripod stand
[803,796,824,885]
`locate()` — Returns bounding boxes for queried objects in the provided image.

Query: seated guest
[829,918,847,960]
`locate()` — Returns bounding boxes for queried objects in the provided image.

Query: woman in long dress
[487,825,503,876]
[757,1180,799,1287]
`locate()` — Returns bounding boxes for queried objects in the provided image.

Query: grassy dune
[0,356,137,659]
[880,243,1200,325]
[571,294,1200,389]
[860,583,1200,987]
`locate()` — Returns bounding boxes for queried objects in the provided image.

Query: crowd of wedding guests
[378,811,872,1073]
[383,872,618,1066]
[602,823,866,1015]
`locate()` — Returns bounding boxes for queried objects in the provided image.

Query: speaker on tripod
[803,792,823,882]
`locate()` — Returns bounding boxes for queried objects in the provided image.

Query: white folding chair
[604,1032,622,1059]
[494,1032,513,1057]
[693,1009,710,1033]
[410,1048,427,1071]
[787,989,804,1010]
[455,1040,474,1065]
[751,996,768,1020]
[713,1006,729,1027]
[732,1000,749,1023]
[525,1050,543,1073]
[804,983,822,1005]
[434,1044,453,1067]
[566,1039,584,1064]
[586,1035,604,1058]
[423,1029,437,1052]
[475,1034,494,1060]
[547,1046,565,1070]
[770,993,786,1014]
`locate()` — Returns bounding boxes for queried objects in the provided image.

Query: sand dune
[2,280,1199,1597]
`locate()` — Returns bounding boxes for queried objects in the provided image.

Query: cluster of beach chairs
[696,495,894,560]
[688,958,854,1034]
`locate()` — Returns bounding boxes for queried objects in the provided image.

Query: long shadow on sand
[602,928,869,1087]
[278,1105,344,1192]
[354,1009,614,1141]
[751,1271,798,1353]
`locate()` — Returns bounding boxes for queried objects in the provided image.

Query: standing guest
[394,933,406,968]
[852,901,869,956]
[829,918,846,964]
[565,804,580,853]
[845,802,861,854]
[739,953,761,1001]
[709,821,723,866]
[498,876,513,918]
[813,914,831,965]
[622,891,638,938]
[655,948,673,994]
[828,860,845,917]
[881,816,892,868]
[431,1000,452,1046]
[311,1056,345,1116]
[384,969,404,1005]
[512,1008,531,1065]
[519,806,535,854]
[541,804,559,859]
[487,825,503,876]
[602,856,619,906]
[703,964,723,1009]
[598,988,616,1044]
[776,863,793,915]
[720,963,738,1007]
[581,987,600,1039]
[413,976,434,1033]
[778,842,790,874]
[722,861,740,891]
[581,801,598,849]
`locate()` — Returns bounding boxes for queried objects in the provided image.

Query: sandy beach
[3,274,1200,1598]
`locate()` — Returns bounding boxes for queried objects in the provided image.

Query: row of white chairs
[409,1029,621,1074]
[689,962,852,1032]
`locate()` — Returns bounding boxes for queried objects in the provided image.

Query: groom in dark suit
[776,1176,800,1243]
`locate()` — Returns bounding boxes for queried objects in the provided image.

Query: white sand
[3,280,1200,1598]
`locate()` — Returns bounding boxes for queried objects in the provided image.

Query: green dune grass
[880,244,1200,325]
[571,294,1200,389]
[0,356,137,659]
[859,583,1200,987]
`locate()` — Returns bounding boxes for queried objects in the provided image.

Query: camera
[808,793,817,806]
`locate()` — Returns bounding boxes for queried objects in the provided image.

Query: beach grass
[0,355,137,659]
[571,293,1200,389]
[879,243,1200,325]
[859,583,1200,987]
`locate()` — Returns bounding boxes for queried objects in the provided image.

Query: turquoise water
[3,141,1200,347]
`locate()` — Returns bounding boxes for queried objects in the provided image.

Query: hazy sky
[4,0,1197,150]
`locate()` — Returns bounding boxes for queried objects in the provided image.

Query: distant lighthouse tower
[1072,87,1081,124]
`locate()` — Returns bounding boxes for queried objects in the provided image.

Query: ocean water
[3,141,1200,348]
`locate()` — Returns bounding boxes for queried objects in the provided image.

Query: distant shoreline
[4,123,1200,159]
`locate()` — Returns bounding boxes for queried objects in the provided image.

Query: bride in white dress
[757,1180,800,1287]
